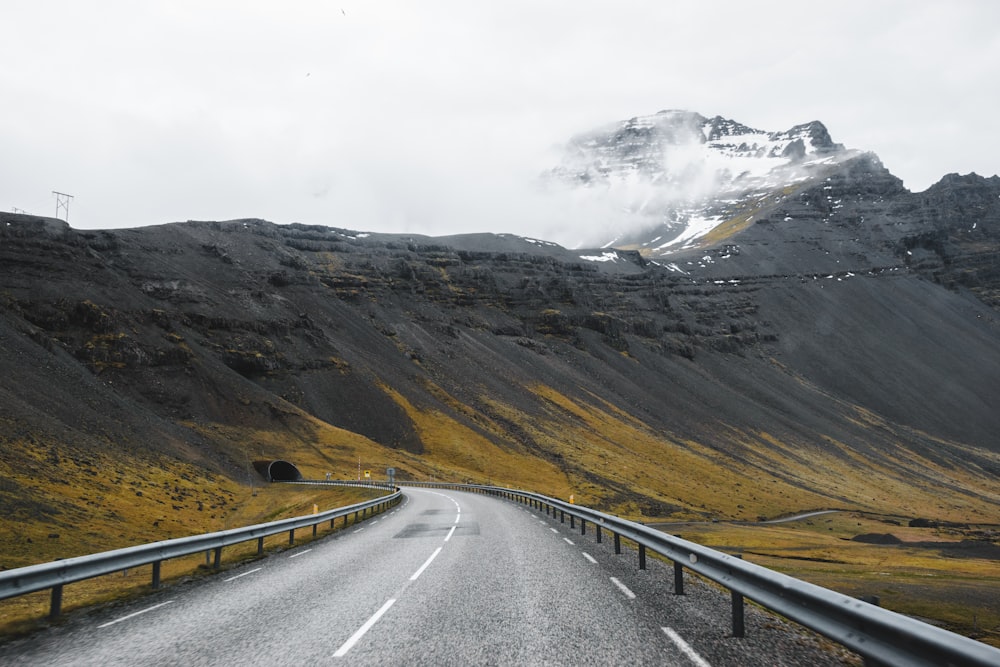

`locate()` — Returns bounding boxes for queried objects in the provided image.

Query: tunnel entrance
[252,460,304,482]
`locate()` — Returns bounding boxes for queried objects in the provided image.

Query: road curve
[759,510,842,524]
[0,488,850,666]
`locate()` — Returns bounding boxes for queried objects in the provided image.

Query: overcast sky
[2,1,998,245]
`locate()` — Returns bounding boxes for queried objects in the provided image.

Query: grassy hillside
[1,214,999,642]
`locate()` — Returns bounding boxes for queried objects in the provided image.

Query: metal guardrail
[0,488,400,619]
[287,480,397,491]
[405,482,1000,667]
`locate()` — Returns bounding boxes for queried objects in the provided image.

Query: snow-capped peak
[546,110,855,255]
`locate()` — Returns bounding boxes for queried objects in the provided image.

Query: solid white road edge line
[662,626,713,667]
[444,526,457,542]
[224,567,263,582]
[609,577,636,600]
[288,549,312,559]
[410,547,443,581]
[582,552,597,564]
[97,600,175,628]
[333,598,397,658]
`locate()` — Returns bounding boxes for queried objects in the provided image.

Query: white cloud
[1,0,998,237]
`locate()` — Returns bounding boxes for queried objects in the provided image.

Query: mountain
[548,110,1000,306]
[547,110,880,253]
[2,111,1000,570]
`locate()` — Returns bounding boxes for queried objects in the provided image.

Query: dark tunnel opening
[252,459,304,482]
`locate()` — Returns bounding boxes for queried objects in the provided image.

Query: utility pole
[52,191,73,221]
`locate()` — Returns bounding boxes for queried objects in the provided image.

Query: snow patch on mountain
[546,110,858,255]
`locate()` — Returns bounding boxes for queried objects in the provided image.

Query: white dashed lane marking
[333,599,396,658]
[662,627,712,667]
[609,577,636,600]
[97,601,175,629]
[336,489,459,658]
[410,547,442,581]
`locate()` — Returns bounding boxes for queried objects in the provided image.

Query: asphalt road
[1,488,851,666]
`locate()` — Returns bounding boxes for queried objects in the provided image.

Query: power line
[52,191,74,221]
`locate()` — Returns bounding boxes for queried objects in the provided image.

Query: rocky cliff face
[2,111,999,538]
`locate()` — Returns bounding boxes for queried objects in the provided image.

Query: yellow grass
[666,514,1000,647]
[0,482,389,636]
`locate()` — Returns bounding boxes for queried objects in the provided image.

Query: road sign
[364,470,371,479]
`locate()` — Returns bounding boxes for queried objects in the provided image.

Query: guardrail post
[732,589,745,637]
[614,532,621,554]
[581,519,586,535]
[570,515,575,529]
[288,529,295,546]
[152,561,161,589]
[596,525,602,543]
[859,596,886,667]
[312,523,318,537]
[213,547,222,569]
[674,561,684,595]
[560,510,565,524]
[639,544,646,570]
[49,584,63,619]
[258,536,265,556]
[731,555,744,637]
